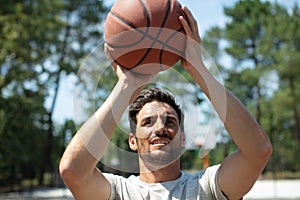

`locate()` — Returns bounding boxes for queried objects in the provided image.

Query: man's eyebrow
[139,115,154,123]
[166,115,179,123]
[140,113,177,120]
[165,111,179,118]
[167,115,178,119]
[140,115,152,120]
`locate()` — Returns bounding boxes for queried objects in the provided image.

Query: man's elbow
[264,140,273,158]
[59,159,81,187]
[258,134,273,162]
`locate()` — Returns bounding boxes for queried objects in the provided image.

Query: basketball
[104,0,186,74]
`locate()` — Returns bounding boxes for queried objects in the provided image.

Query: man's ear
[129,133,138,151]
[181,132,186,148]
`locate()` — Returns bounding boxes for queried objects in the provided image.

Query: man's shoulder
[102,173,142,200]
[103,172,137,180]
[183,164,221,179]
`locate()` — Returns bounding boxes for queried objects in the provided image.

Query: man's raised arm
[59,65,153,200]
[180,6,272,200]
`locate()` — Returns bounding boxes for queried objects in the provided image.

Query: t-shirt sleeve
[102,173,117,200]
[201,165,228,200]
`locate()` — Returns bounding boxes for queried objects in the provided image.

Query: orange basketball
[104,0,186,74]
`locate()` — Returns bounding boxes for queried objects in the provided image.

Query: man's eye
[167,118,177,126]
[142,118,152,126]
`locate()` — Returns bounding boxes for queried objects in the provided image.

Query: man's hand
[179,6,203,73]
[104,43,157,96]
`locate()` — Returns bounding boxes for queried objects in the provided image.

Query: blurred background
[0,0,299,199]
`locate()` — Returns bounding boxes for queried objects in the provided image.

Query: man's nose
[153,117,166,134]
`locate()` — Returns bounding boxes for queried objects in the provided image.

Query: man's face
[131,101,183,166]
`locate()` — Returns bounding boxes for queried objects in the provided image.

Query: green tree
[0,0,108,188]
[223,0,275,123]
[202,0,300,172]
[37,0,107,185]
[271,4,300,170]
[0,0,62,187]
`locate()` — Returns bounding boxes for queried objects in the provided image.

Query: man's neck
[138,159,181,183]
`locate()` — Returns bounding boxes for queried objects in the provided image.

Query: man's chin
[140,150,179,167]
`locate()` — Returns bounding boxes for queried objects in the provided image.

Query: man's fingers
[182,6,199,34]
[180,6,201,43]
[179,16,192,36]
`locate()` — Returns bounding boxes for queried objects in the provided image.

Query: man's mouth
[150,138,170,146]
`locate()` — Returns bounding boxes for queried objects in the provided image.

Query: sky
[52,0,300,125]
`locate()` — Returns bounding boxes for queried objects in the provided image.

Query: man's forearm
[190,62,271,160]
[78,79,137,160]
[60,78,140,183]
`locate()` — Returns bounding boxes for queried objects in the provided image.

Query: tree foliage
[202,0,300,172]
[0,0,108,188]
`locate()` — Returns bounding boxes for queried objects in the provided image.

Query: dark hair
[128,87,184,134]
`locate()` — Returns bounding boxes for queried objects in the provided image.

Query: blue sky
[52,0,300,124]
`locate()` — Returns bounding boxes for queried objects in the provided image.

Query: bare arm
[59,66,153,199]
[180,6,272,199]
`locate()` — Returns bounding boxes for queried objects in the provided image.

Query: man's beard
[137,138,182,168]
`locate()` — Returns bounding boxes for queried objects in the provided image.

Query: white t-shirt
[103,165,228,200]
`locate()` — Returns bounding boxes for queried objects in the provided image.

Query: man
[59,6,272,200]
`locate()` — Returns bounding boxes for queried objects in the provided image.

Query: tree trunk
[39,72,61,185]
[38,113,54,185]
[255,86,262,124]
[288,78,300,142]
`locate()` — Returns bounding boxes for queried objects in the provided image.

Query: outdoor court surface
[0,179,299,200]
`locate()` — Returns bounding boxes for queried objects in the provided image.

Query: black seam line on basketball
[158,0,172,70]
[105,47,131,70]
[107,26,183,55]
[160,27,186,56]
[132,33,183,68]
[158,0,172,71]
[164,27,185,56]
[107,11,150,49]
[133,0,172,67]
[130,0,158,67]
[159,27,185,69]
[140,0,151,27]
[162,0,171,28]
